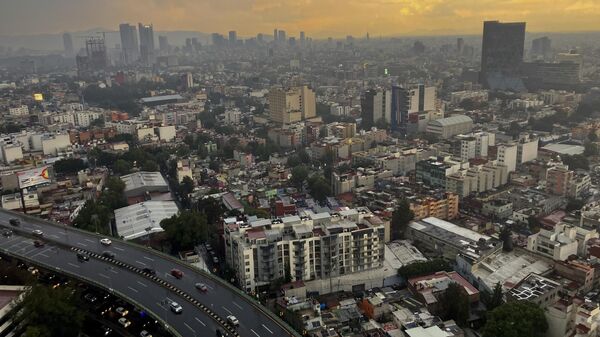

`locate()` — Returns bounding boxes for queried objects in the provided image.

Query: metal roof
[428,115,473,127]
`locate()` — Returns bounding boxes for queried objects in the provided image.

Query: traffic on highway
[0,210,297,337]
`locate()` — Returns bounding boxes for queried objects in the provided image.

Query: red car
[170,269,183,279]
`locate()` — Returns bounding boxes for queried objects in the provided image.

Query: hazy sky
[1,0,600,37]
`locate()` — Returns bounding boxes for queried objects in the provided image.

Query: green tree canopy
[308,175,332,202]
[113,159,132,175]
[482,282,504,311]
[398,259,452,279]
[438,282,470,327]
[161,210,208,251]
[73,177,126,234]
[391,199,414,240]
[53,158,87,175]
[291,165,310,189]
[482,301,548,337]
[17,284,84,337]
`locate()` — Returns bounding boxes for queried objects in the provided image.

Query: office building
[558,51,583,79]
[158,35,169,53]
[138,23,155,65]
[225,207,386,292]
[119,23,139,64]
[300,31,305,44]
[457,37,464,55]
[228,31,237,45]
[62,32,74,56]
[531,36,551,60]
[522,61,581,89]
[278,30,287,43]
[361,88,392,128]
[268,86,316,124]
[391,84,436,136]
[480,21,526,90]
[426,115,473,139]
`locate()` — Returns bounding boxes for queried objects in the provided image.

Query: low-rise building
[114,200,178,240]
[527,223,579,261]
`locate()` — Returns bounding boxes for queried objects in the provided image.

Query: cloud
[0,0,599,37]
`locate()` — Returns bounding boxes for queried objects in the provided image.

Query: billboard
[17,166,51,189]
[33,93,44,101]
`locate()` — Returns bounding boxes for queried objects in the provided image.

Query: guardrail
[2,209,302,337]
[0,246,183,337]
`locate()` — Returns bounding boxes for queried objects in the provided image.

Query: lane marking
[38,253,49,258]
[84,239,94,243]
[135,260,146,266]
[127,286,138,293]
[232,301,243,310]
[108,268,118,274]
[195,317,206,326]
[262,324,273,334]
[77,242,87,247]
[137,281,148,288]
[67,263,80,269]
[184,323,195,333]
[31,247,53,258]
[222,306,233,315]
[205,284,214,290]
[49,234,59,239]
[251,329,261,337]
[99,273,110,279]
[113,247,125,251]
[143,256,154,261]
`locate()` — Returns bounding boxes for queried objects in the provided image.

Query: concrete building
[409,193,459,221]
[406,217,498,261]
[426,115,473,139]
[446,161,508,197]
[157,125,176,142]
[41,134,70,156]
[527,223,578,261]
[415,156,464,189]
[8,105,29,116]
[1,142,23,164]
[268,86,316,124]
[114,201,178,240]
[480,21,526,90]
[507,273,560,307]
[120,171,169,199]
[517,135,539,164]
[496,143,518,173]
[546,163,573,196]
[224,207,386,292]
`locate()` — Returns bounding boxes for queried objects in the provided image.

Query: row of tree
[72,177,127,235]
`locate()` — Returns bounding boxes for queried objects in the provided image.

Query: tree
[16,284,84,337]
[141,160,158,172]
[562,154,589,170]
[161,210,208,251]
[391,199,414,240]
[439,283,470,327]
[53,158,87,175]
[566,198,585,212]
[482,301,548,337]
[584,142,599,156]
[291,166,309,189]
[482,282,504,311]
[179,176,195,207]
[307,175,332,202]
[588,131,598,142]
[113,159,132,175]
[397,259,451,279]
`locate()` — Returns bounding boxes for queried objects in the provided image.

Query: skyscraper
[480,20,526,90]
[391,84,436,136]
[273,29,278,42]
[119,23,139,64]
[228,31,237,45]
[278,30,286,44]
[531,36,551,60]
[138,23,155,65]
[158,35,169,53]
[300,31,305,45]
[62,32,73,56]
[456,37,464,55]
[268,86,315,124]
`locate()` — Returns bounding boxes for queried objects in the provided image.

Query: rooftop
[428,115,473,127]
[114,201,179,240]
[509,273,560,302]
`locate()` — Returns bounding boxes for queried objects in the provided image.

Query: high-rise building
[391,84,436,136]
[273,29,278,42]
[300,31,305,45]
[62,33,74,56]
[257,33,264,43]
[456,37,464,55]
[138,23,155,65]
[119,23,139,64]
[158,35,169,53]
[531,36,551,60]
[76,37,107,77]
[228,31,237,45]
[361,88,392,128]
[211,33,226,47]
[268,86,316,124]
[480,20,526,90]
[278,30,286,44]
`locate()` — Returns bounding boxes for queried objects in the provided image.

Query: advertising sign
[17,166,51,189]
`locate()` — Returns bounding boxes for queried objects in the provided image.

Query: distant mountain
[0,28,211,52]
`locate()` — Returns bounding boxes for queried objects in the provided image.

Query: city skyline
[2,0,600,38]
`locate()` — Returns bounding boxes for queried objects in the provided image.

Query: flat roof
[121,171,169,194]
[140,94,184,103]
[542,143,584,156]
[410,217,490,243]
[114,201,178,240]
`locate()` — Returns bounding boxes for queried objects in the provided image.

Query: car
[2,230,12,237]
[195,283,208,292]
[216,329,224,337]
[140,331,152,337]
[101,251,115,259]
[9,218,20,226]
[169,301,183,314]
[142,267,156,275]
[84,293,98,303]
[101,326,112,336]
[117,317,131,328]
[33,240,44,247]
[100,238,112,246]
[115,306,129,316]
[27,267,38,275]
[212,256,219,264]
[227,315,239,326]
[32,229,43,236]
[77,253,89,262]
[170,269,183,279]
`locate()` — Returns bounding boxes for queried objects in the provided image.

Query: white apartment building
[517,135,539,164]
[496,143,518,173]
[157,125,176,142]
[8,105,29,116]
[0,142,23,164]
[527,224,579,261]
[41,134,71,156]
[225,207,387,292]
[75,110,103,127]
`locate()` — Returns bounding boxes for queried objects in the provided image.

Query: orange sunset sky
[1,0,600,37]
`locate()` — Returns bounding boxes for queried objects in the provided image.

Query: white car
[140,330,152,337]
[115,307,128,316]
[195,283,208,292]
[169,301,183,314]
[227,315,239,326]
[100,238,112,246]
[118,317,131,328]
[32,229,43,236]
